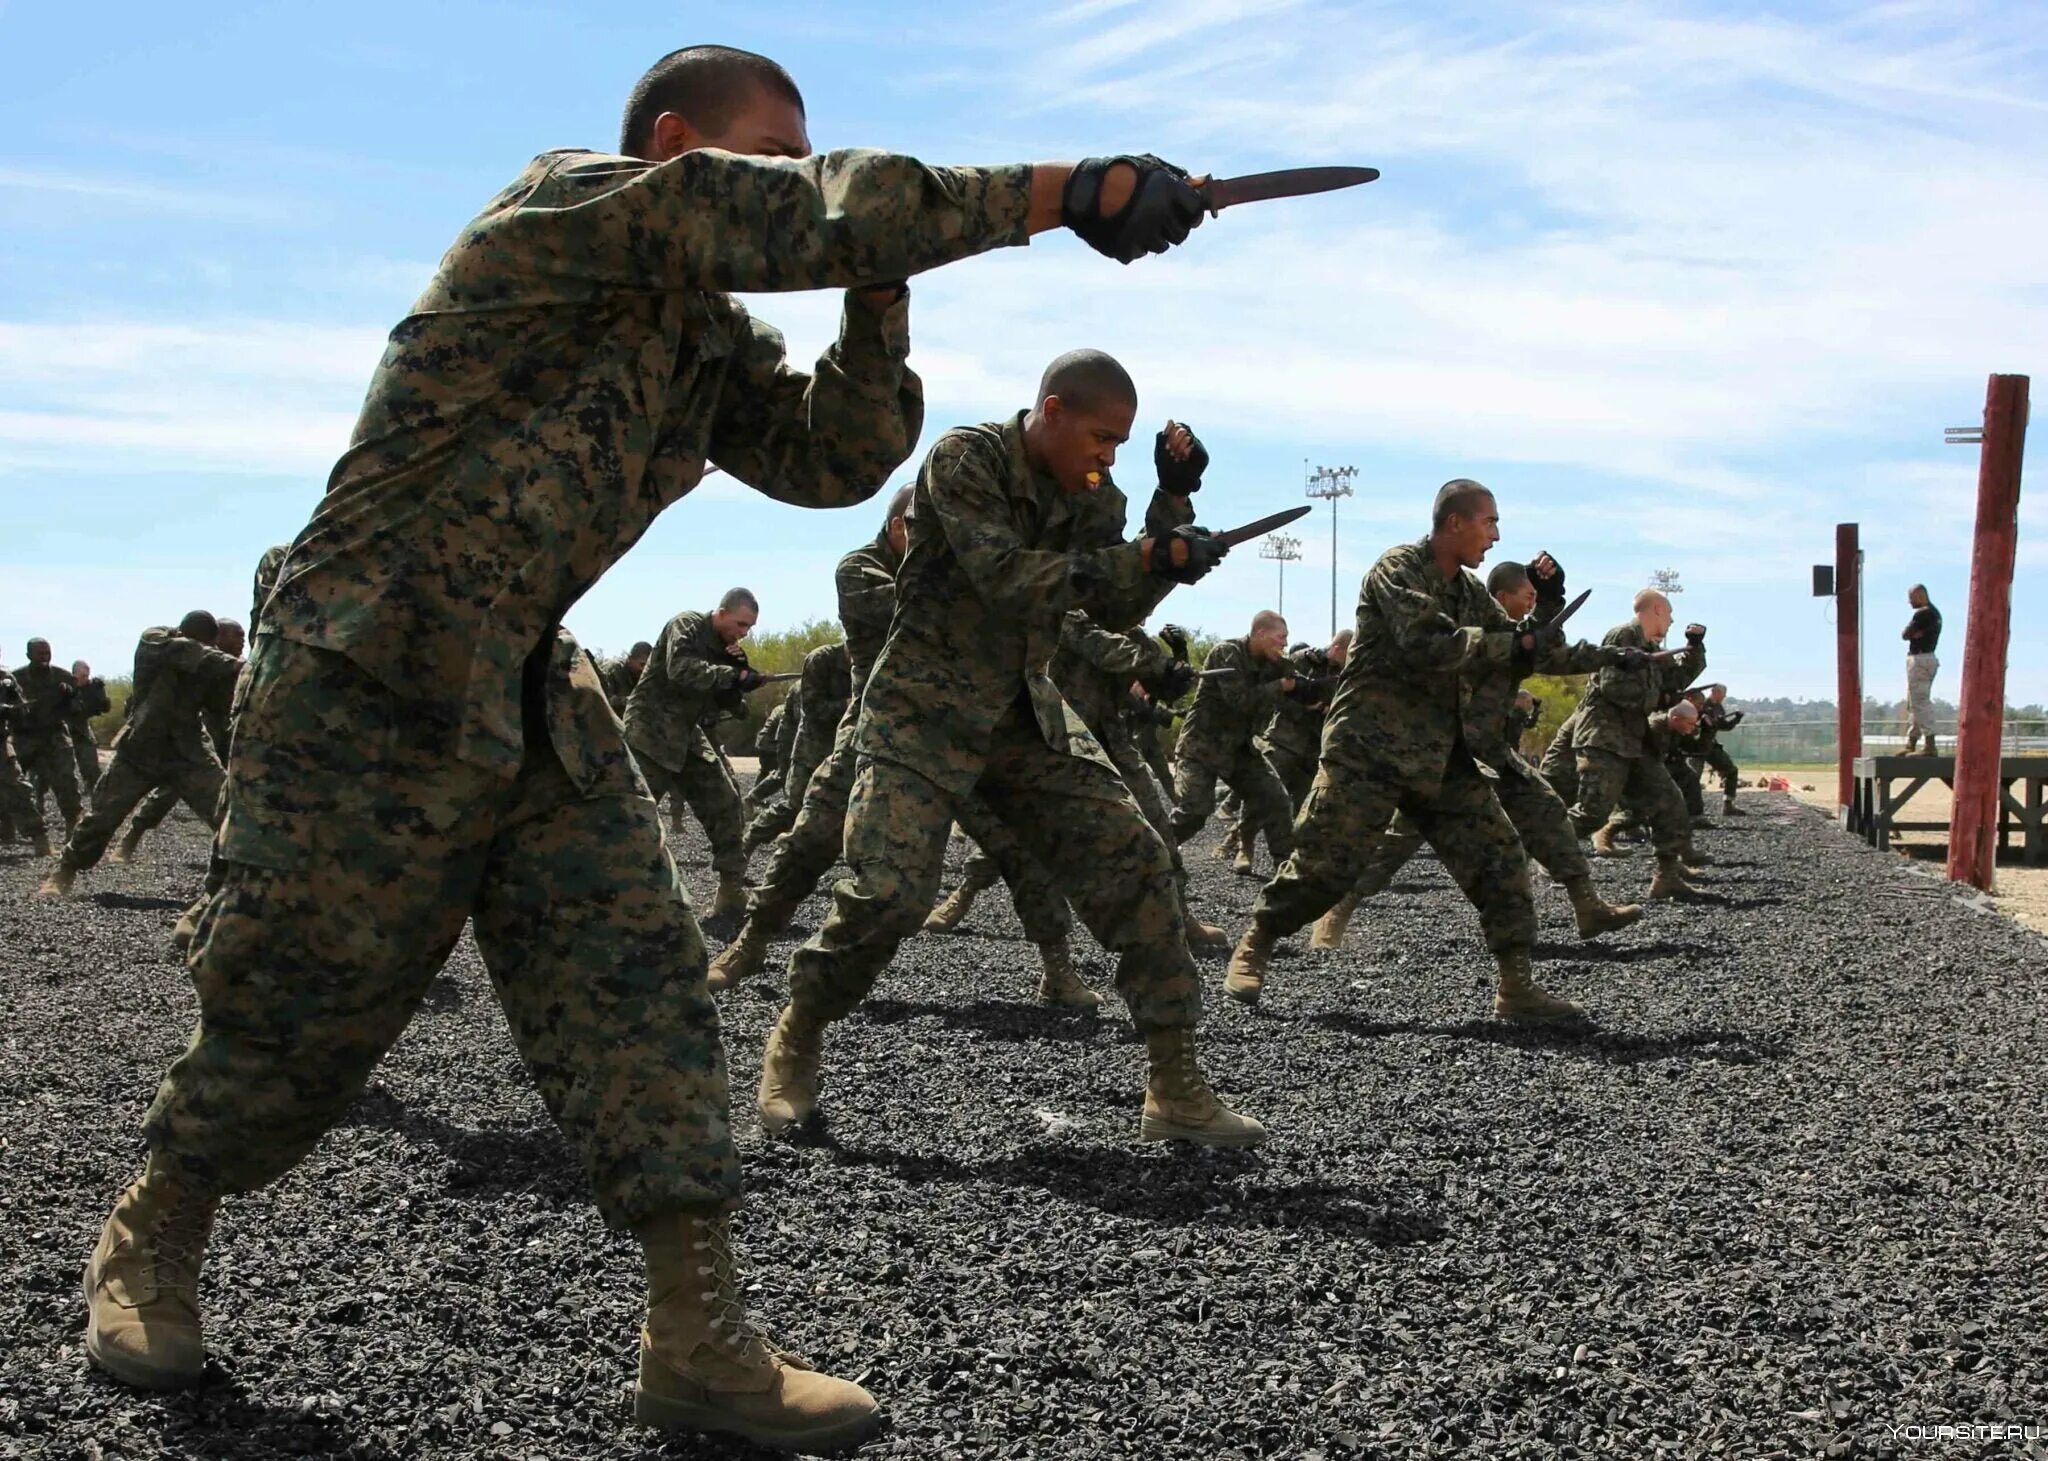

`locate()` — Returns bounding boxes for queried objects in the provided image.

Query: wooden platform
[1847,754,2048,865]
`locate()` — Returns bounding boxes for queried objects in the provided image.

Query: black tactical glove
[1154,659,1197,700]
[1063,155,1205,265]
[1149,526,1228,584]
[1685,623,1707,647]
[1722,708,1745,729]
[1607,645,1651,673]
[1285,675,1333,704]
[1530,551,1566,607]
[1157,624,1191,661]
[734,666,768,694]
[1511,614,1573,674]
[1154,423,1209,496]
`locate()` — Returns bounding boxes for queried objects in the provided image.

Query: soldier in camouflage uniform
[759,352,1264,1148]
[113,619,246,865]
[14,639,83,829]
[64,660,112,796]
[743,687,798,809]
[0,669,47,853]
[40,614,242,891]
[1169,611,1298,870]
[1690,685,1746,817]
[1308,555,1644,950]
[600,641,654,716]
[1227,482,1657,1022]
[741,642,848,853]
[622,591,765,920]
[1260,633,1349,809]
[1129,681,1179,802]
[1554,590,1708,899]
[71,44,1218,1451]
[711,490,1089,1004]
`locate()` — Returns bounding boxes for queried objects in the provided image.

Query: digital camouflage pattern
[789,641,852,806]
[599,655,646,717]
[13,661,82,823]
[624,611,754,876]
[1249,538,1626,949]
[0,670,40,844]
[132,141,1034,1222]
[1128,689,1178,799]
[1561,620,1704,854]
[264,146,1034,778]
[789,416,1200,1032]
[64,674,112,794]
[251,544,290,638]
[1168,636,1294,858]
[60,629,242,871]
[126,653,240,838]
[1256,645,1336,809]
[144,636,735,1224]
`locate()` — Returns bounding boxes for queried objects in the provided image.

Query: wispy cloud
[0,166,293,221]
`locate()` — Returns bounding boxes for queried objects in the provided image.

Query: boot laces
[148,1193,210,1297]
[691,1225,769,1356]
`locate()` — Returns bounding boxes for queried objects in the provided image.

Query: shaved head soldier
[1169,609,1300,868]
[13,637,84,831]
[759,351,1265,1149]
[1227,480,1651,1018]
[71,42,1223,1454]
[65,659,113,797]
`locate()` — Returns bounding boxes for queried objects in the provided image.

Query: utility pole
[1305,463,1358,637]
[1259,533,1302,616]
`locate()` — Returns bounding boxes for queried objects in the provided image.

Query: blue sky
[3,0,2043,700]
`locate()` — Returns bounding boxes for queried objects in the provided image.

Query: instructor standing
[1902,584,1942,754]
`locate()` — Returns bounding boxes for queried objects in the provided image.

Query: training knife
[1201,166,1380,216]
[1213,505,1314,549]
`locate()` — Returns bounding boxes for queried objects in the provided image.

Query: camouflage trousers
[1561,747,1690,858]
[128,776,200,836]
[1698,745,1740,801]
[62,751,223,871]
[1262,742,1319,811]
[788,707,1197,1033]
[20,731,82,823]
[74,732,101,795]
[1250,738,1536,955]
[0,745,37,842]
[143,637,738,1226]
[1668,754,1706,817]
[1171,746,1294,860]
[1349,756,1590,898]
[641,750,745,877]
[749,715,1073,947]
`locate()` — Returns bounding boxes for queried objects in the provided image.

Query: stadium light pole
[1260,533,1302,616]
[1305,463,1358,637]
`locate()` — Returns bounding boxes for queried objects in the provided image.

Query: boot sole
[81,1267,202,1391]
[1494,1003,1591,1026]
[634,1385,880,1454]
[1138,1114,1269,1147]
[1221,982,1261,1007]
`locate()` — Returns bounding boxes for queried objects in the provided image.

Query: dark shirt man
[1903,585,1942,753]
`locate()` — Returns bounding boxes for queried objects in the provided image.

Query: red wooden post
[1948,374,2030,890]
[1836,523,1860,812]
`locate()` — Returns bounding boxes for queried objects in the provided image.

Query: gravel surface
[3,792,2045,1459]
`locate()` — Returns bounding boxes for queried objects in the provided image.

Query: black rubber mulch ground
[2,791,2044,1459]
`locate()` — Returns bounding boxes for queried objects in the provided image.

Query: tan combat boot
[1647,856,1696,901]
[31,828,55,859]
[1564,876,1643,938]
[37,862,74,897]
[706,919,770,993]
[635,1205,879,1453]
[1309,891,1361,950]
[1139,1028,1267,1147]
[169,898,202,954]
[1722,796,1746,817]
[1036,941,1101,1008]
[709,873,748,921]
[110,827,144,865]
[1589,823,1629,859]
[1223,925,1274,1006]
[1184,917,1231,955]
[1680,841,1715,870]
[1493,951,1587,1025]
[83,1156,219,1390]
[1231,833,1256,876]
[1213,822,1242,863]
[921,881,980,933]
[757,1006,826,1136]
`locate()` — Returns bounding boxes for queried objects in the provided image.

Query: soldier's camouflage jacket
[1178,637,1290,771]
[10,663,77,744]
[754,694,795,767]
[857,414,1189,797]
[1461,588,1611,770]
[251,544,290,638]
[837,530,905,692]
[1569,621,1705,759]
[797,641,852,735]
[623,611,745,773]
[1323,538,1611,795]
[63,676,111,743]
[1054,612,1173,743]
[261,146,1035,779]
[1256,645,1337,763]
[599,656,644,716]
[114,628,243,769]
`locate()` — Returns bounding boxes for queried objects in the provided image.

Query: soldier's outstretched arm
[707,291,922,509]
[1376,573,1514,672]
[1061,611,1171,681]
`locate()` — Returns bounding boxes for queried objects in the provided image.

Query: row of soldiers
[49,43,1757,1459]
